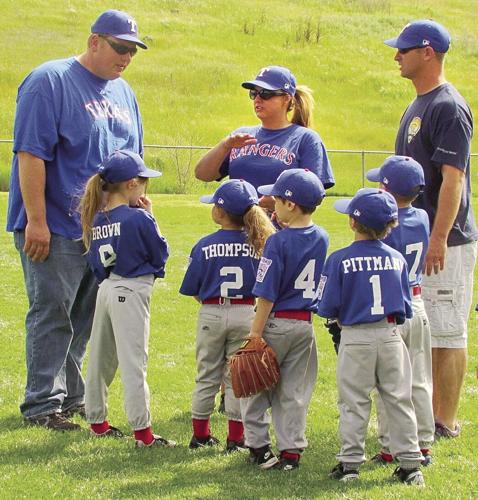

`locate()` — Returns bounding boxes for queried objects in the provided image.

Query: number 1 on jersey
[369,274,384,315]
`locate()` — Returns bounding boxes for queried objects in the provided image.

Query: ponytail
[290,85,315,128]
[79,174,105,251]
[243,205,276,256]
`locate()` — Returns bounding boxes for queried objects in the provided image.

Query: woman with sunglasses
[195,65,335,213]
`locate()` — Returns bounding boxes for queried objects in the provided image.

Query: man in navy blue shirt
[7,10,147,430]
[385,20,477,438]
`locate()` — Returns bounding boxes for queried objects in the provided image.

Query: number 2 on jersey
[99,243,117,268]
[220,266,244,298]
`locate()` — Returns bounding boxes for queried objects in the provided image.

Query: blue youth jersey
[218,124,335,190]
[179,229,260,301]
[317,240,412,325]
[383,206,430,287]
[253,224,329,312]
[87,205,169,283]
[7,57,144,239]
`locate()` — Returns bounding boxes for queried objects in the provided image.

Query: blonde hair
[227,206,276,256]
[80,174,105,251]
[290,85,315,128]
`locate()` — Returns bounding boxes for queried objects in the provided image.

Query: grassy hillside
[1,0,477,193]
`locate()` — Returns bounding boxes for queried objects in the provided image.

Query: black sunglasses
[99,35,137,56]
[398,46,423,54]
[249,89,287,100]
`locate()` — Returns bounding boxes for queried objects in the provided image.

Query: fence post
[361,150,365,188]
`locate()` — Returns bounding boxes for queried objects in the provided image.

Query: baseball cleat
[25,413,81,431]
[420,449,432,467]
[435,422,460,439]
[328,463,359,482]
[392,466,425,486]
[135,434,177,448]
[273,456,300,471]
[225,438,248,453]
[249,445,279,469]
[91,425,124,438]
[189,434,220,449]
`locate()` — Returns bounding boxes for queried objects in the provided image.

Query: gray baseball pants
[376,293,434,451]
[85,273,154,430]
[192,302,254,421]
[241,316,317,453]
[336,319,421,469]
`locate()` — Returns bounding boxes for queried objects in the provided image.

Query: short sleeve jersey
[252,224,329,312]
[7,57,144,239]
[317,240,412,326]
[179,229,260,301]
[395,83,477,246]
[218,124,335,190]
[87,206,169,283]
[383,206,430,287]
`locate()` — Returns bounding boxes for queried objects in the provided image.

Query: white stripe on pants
[85,273,154,430]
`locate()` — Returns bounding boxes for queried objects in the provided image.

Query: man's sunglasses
[99,35,137,56]
[249,89,287,100]
[398,46,423,55]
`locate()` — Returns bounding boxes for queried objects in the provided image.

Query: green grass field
[1,192,477,499]
[1,0,478,192]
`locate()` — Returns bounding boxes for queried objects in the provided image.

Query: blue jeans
[14,232,98,418]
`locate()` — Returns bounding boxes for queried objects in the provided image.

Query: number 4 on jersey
[294,259,316,298]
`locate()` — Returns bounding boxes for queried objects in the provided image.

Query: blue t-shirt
[87,205,169,283]
[179,229,260,301]
[7,57,144,239]
[317,240,412,326]
[218,124,335,190]
[395,83,477,246]
[253,224,329,312]
[383,206,430,287]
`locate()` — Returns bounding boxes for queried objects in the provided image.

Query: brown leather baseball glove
[230,336,280,398]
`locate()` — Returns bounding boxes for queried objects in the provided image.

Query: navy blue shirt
[87,205,168,283]
[219,124,335,190]
[7,57,144,239]
[253,224,329,312]
[317,240,412,325]
[383,206,430,287]
[180,229,260,301]
[395,83,477,246]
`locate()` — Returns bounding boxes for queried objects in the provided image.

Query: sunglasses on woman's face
[99,35,138,56]
[249,89,287,100]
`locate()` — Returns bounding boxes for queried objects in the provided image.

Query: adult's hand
[24,221,51,262]
[424,235,447,275]
[223,133,257,150]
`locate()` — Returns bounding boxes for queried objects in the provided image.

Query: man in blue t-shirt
[385,20,477,439]
[6,10,147,430]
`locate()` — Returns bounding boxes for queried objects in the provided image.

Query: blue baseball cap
[200,179,259,216]
[98,150,161,183]
[384,20,451,53]
[258,169,326,208]
[366,155,425,197]
[242,66,296,96]
[334,188,398,230]
[91,9,147,49]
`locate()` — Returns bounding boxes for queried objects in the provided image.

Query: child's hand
[137,195,153,214]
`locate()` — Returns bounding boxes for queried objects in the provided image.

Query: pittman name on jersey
[201,243,259,260]
[92,222,121,241]
[342,255,404,274]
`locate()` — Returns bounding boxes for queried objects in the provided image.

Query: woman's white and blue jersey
[87,206,169,283]
[317,240,412,325]
[219,125,335,190]
[383,207,430,287]
[179,230,260,301]
[253,225,329,311]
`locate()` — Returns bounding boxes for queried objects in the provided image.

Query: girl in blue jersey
[79,150,176,448]
[195,65,334,217]
[179,179,275,452]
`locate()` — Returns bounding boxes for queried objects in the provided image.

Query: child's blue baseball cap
[334,188,398,230]
[98,150,161,183]
[200,179,259,216]
[241,66,297,96]
[91,9,147,49]
[366,155,425,197]
[257,168,326,208]
[384,19,451,53]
